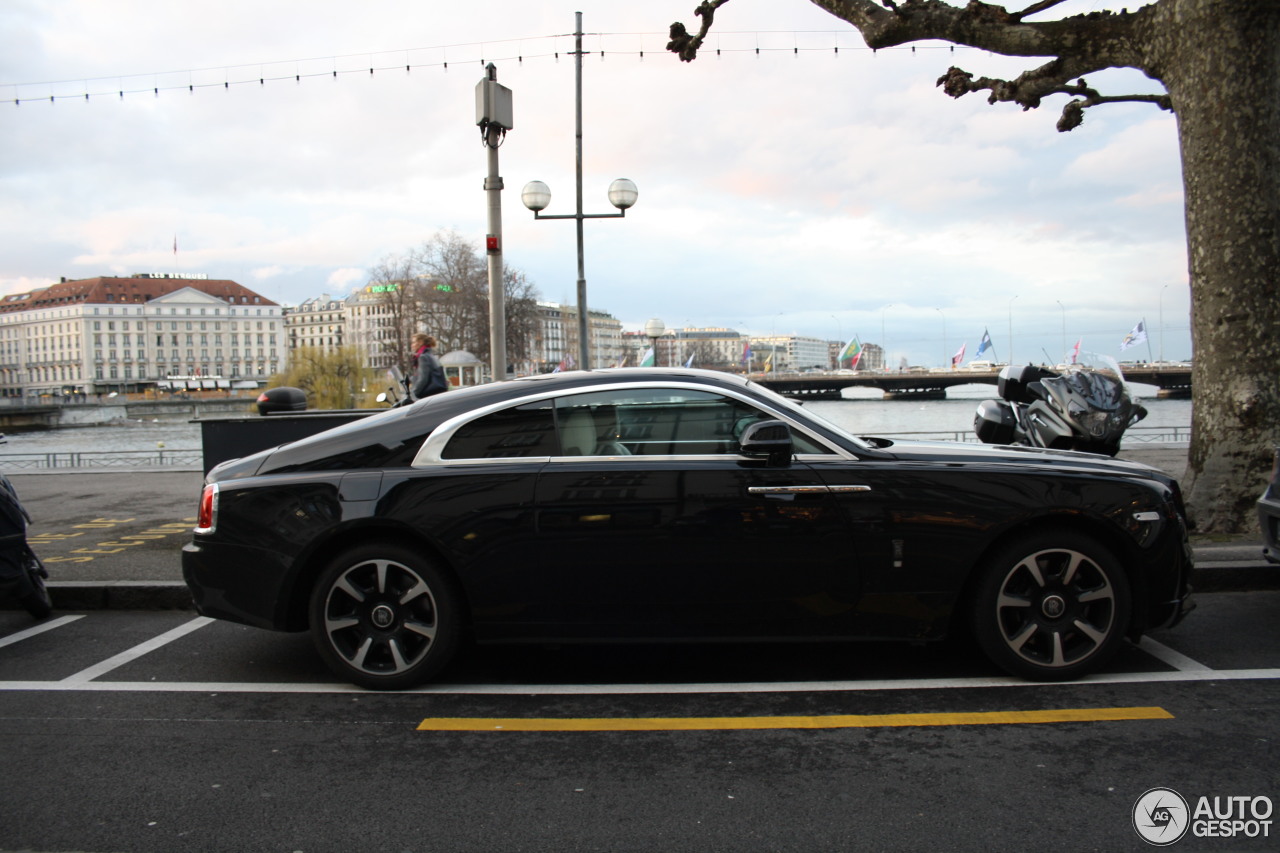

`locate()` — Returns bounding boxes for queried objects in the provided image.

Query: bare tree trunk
[1154,0,1280,531]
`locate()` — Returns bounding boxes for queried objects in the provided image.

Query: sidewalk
[4,449,1276,611]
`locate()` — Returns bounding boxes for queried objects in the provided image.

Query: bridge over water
[758,365,1192,401]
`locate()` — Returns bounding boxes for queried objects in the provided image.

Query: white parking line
[1139,637,1213,671]
[60,616,214,684]
[0,615,84,648]
[1,666,1279,694]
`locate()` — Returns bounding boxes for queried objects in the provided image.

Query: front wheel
[972,531,1131,681]
[309,544,462,690]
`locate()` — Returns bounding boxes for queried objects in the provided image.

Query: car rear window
[441,400,556,459]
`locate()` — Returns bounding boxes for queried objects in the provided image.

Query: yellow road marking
[417,706,1173,732]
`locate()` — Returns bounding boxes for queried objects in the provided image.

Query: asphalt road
[1,591,1279,852]
[1,446,1277,852]
[8,469,202,583]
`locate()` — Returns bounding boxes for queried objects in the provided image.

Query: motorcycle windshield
[1059,370,1127,411]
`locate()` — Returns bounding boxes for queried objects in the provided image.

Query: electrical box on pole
[475,73,513,132]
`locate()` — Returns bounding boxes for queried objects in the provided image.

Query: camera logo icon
[1134,787,1190,846]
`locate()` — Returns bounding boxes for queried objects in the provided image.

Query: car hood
[865,437,1169,480]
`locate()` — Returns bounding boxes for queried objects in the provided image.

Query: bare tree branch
[937,64,1173,131]
[667,0,732,62]
[1013,0,1071,21]
[671,0,1171,131]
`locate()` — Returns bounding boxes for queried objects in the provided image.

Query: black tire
[308,544,462,690]
[972,531,1131,681]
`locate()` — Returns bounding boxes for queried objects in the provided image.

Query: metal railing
[0,426,1191,471]
[0,448,203,470]
[883,425,1190,445]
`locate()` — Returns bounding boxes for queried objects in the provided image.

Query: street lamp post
[1056,300,1066,364]
[644,317,665,366]
[1008,295,1019,366]
[521,12,638,372]
[879,303,896,372]
[1159,284,1169,363]
[935,308,947,369]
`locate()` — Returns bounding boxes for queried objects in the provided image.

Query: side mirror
[739,419,793,466]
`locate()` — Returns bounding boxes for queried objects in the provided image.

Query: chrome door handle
[747,485,870,495]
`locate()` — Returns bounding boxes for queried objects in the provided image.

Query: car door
[533,386,863,639]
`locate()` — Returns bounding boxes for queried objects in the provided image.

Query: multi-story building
[343,284,401,372]
[750,334,830,372]
[0,274,284,398]
[534,302,623,372]
[284,294,346,353]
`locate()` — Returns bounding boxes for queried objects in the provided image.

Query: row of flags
[547,319,1152,373]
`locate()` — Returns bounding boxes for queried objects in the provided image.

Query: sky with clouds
[0,0,1191,368]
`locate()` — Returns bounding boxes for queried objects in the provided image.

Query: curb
[45,580,194,611]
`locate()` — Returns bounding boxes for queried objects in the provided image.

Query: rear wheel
[972,531,1130,681]
[309,544,461,690]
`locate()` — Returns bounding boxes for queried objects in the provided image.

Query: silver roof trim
[410,379,854,468]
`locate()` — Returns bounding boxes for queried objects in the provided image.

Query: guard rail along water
[0,425,1191,471]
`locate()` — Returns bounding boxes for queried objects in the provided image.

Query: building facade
[0,274,284,398]
[284,294,346,353]
[533,302,624,372]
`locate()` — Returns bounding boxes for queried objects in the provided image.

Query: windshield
[1057,352,1138,412]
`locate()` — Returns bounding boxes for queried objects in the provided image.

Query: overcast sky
[1,0,1191,368]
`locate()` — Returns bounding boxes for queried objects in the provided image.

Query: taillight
[195,483,219,534]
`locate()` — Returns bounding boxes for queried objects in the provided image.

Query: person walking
[410,333,448,400]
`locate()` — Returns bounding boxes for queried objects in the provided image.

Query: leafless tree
[368,230,544,375]
[365,253,422,376]
[670,0,1279,533]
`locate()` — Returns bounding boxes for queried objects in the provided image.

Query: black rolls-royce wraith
[182,368,1193,688]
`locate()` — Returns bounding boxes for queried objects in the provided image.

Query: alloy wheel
[991,546,1118,670]
[320,557,440,679]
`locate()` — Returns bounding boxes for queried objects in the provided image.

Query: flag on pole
[1120,321,1148,351]
[975,329,993,359]
[173,235,178,255]
[837,337,862,370]
[951,342,967,368]
[684,352,695,368]
[1069,337,1082,364]
[640,347,655,367]
[763,351,773,373]
[740,340,753,368]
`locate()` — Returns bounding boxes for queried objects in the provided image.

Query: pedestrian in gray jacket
[410,333,448,400]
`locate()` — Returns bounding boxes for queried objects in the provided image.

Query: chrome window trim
[411,380,856,468]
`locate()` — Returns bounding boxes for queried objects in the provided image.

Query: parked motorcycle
[375,366,414,407]
[974,357,1147,457]
[0,471,51,620]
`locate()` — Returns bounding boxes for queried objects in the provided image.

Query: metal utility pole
[520,12,637,372]
[477,63,513,381]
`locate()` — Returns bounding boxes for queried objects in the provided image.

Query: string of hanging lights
[6,31,965,107]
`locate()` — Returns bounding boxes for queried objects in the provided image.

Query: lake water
[0,381,1191,454]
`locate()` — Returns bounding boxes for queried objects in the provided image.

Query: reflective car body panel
[182,369,1192,651]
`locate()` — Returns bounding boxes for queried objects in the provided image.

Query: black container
[974,399,1017,445]
[256,386,308,415]
[997,365,1055,404]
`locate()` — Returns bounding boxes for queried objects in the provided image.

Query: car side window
[553,388,832,456]
[441,400,556,459]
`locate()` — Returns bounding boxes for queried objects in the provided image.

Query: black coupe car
[182,368,1193,689]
